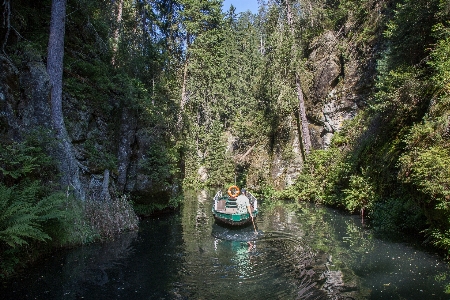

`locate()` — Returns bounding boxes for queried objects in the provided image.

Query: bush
[280,148,347,205]
[0,141,64,249]
[49,194,98,247]
[370,197,426,233]
[0,141,56,188]
[343,172,375,215]
[399,146,450,203]
[0,140,68,277]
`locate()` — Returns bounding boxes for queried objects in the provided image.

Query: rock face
[0,53,52,140]
[258,26,377,188]
[0,52,170,201]
[307,30,370,149]
[0,56,20,140]
[269,115,304,190]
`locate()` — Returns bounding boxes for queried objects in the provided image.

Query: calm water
[1,190,449,299]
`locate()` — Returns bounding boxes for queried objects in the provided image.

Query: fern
[0,144,39,180]
[0,140,66,249]
[0,184,64,248]
[35,193,66,222]
[0,141,55,188]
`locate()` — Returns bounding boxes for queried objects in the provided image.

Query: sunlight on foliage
[343,172,375,214]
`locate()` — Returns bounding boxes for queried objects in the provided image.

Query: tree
[284,0,312,156]
[177,0,223,130]
[111,0,124,66]
[1,0,11,55]
[47,0,85,200]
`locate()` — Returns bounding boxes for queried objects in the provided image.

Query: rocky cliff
[0,51,173,202]
[246,21,379,189]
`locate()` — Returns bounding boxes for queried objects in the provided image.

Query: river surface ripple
[1,190,449,299]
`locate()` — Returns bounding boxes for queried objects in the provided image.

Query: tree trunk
[285,0,312,155]
[117,107,137,193]
[111,0,123,66]
[178,32,190,130]
[47,0,85,200]
[1,0,11,54]
[296,74,312,155]
[178,57,189,129]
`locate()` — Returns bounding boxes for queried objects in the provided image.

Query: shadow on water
[1,190,449,299]
[1,229,139,299]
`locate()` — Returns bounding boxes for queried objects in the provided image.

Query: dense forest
[0,0,449,277]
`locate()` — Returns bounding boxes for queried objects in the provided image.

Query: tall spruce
[177,0,223,130]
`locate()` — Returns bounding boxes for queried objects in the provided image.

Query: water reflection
[211,223,261,241]
[2,230,138,299]
[177,191,317,299]
[0,191,449,299]
[297,202,450,299]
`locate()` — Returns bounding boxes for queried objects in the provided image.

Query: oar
[251,216,257,233]
[247,204,257,233]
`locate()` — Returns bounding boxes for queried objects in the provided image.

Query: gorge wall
[245,26,378,190]
[0,52,171,202]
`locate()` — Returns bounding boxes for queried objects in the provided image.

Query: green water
[1,190,449,299]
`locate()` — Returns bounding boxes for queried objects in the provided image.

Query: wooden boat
[212,186,258,226]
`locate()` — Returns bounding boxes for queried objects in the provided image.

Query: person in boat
[236,188,253,220]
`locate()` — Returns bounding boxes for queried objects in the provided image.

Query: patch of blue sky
[222,0,260,14]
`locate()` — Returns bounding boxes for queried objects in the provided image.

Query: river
[1,190,449,299]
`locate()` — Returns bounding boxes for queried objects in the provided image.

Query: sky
[222,0,260,14]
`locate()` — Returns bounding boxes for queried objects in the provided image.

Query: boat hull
[212,211,257,227]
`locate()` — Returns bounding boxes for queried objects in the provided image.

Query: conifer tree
[284,0,312,156]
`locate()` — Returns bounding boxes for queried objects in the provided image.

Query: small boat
[212,186,258,226]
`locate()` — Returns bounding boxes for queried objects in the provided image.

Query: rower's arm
[247,204,253,218]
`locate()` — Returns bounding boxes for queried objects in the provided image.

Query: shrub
[399,146,450,203]
[370,197,426,233]
[279,148,347,204]
[49,194,98,246]
[343,172,375,215]
[0,142,55,187]
[0,140,64,249]
[84,195,139,240]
